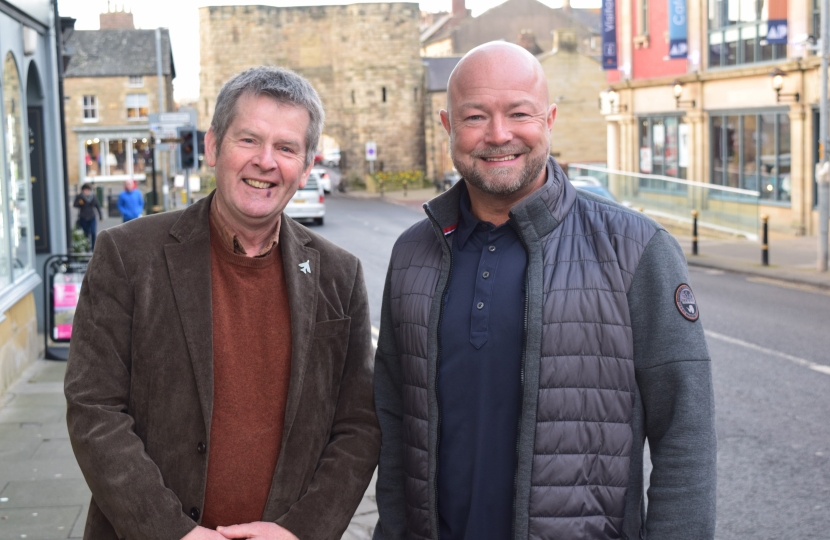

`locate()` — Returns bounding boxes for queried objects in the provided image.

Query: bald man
[373,42,716,540]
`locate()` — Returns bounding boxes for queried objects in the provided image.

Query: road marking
[371,325,379,349]
[706,330,830,376]
[745,276,830,296]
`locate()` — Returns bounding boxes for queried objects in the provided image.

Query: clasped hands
[182,522,299,540]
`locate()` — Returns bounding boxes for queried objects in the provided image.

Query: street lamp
[769,68,800,102]
[599,87,627,114]
[672,80,696,109]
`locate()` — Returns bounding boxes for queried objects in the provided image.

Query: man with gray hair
[66,66,379,540]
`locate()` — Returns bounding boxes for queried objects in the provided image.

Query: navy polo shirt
[437,190,527,540]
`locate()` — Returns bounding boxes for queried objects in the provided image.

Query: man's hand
[217,522,299,539]
[181,526,227,540]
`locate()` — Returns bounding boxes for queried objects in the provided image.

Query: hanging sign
[668,0,688,58]
[766,0,789,44]
[601,0,618,69]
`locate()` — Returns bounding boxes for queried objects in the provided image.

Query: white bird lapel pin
[299,260,311,274]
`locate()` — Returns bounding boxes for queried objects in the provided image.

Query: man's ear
[547,104,557,132]
[298,161,313,190]
[205,128,218,167]
[439,110,452,136]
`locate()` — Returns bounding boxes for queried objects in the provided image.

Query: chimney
[452,0,467,18]
[562,0,572,14]
[100,3,135,30]
[551,29,577,53]
[517,29,543,55]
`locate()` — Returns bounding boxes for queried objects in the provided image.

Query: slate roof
[424,56,463,92]
[64,29,175,78]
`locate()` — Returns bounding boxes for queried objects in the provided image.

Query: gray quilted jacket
[373,158,716,540]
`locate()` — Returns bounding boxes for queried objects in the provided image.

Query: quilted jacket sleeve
[372,263,409,540]
[627,230,717,539]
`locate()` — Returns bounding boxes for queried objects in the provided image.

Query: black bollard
[691,209,699,256]
[761,214,769,266]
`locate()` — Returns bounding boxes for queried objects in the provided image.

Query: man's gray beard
[453,150,548,196]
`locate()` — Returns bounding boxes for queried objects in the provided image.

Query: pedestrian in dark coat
[72,183,103,250]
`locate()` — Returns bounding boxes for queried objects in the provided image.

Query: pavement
[1,187,826,539]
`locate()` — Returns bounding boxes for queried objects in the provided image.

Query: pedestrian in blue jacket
[118,180,144,222]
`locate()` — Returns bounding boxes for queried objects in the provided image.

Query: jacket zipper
[511,219,531,540]
[428,209,454,540]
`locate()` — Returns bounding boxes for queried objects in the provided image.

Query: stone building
[421,0,602,59]
[63,9,175,190]
[199,4,425,176]
[541,30,607,166]
[423,56,462,182]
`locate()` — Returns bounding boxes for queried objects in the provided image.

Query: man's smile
[243,178,274,189]
[482,155,518,162]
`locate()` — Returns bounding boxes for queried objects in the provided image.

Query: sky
[57,0,601,102]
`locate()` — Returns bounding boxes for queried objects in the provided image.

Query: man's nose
[485,115,512,146]
[252,146,278,170]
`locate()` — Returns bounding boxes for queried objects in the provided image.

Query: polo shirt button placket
[190,507,200,521]
[197,442,206,454]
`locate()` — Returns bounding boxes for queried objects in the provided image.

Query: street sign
[366,141,377,161]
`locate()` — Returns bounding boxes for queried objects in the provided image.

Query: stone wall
[539,49,607,165]
[199,3,425,176]
[424,91,452,181]
[0,293,39,398]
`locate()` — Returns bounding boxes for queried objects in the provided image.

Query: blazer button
[190,507,200,521]
[197,442,206,454]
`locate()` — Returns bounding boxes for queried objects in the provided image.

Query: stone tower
[199,4,426,176]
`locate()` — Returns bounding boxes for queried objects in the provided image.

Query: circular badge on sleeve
[675,284,699,322]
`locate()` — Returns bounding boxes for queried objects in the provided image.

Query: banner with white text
[601,0,618,69]
[668,0,688,58]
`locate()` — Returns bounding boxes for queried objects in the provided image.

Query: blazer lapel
[165,195,214,433]
[279,217,319,443]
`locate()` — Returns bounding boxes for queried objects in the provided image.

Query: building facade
[0,0,69,393]
[604,0,825,235]
[199,4,425,177]
[63,9,175,190]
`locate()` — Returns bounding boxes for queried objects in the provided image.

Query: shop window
[710,111,790,201]
[83,95,98,122]
[2,52,34,284]
[132,138,152,173]
[85,139,102,178]
[128,76,143,87]
[126,93,149,120]
[83,136,149,182]
[638,115,688,192]
[708,0,786,68]
[107,140,128,176]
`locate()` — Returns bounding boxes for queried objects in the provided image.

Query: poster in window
[678,123,691,168]
[52,272,84,341]
[640,147,653,173]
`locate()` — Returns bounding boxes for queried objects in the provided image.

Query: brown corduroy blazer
[65,192,380,540]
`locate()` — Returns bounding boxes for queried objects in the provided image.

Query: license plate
[293,199,306,204]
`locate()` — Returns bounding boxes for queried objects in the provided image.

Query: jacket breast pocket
[307,317,352,403]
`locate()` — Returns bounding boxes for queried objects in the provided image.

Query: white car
[285,172,325,225]
[322,149,340,168]
[312,167,332,193]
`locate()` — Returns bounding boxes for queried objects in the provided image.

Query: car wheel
[314,217,324,226]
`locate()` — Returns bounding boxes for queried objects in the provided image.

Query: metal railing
[569,164,762,241]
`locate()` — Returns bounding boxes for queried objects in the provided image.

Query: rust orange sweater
[201,218,292,529]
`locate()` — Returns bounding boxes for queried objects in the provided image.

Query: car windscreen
[301,174,320,191]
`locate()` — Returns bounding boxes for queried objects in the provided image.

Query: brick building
[63,8,175,189]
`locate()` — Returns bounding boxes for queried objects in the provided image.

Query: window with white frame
[126,93,149,120]
[128,75,143,87]
[82,95,98,122]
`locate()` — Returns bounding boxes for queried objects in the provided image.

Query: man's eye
[466,115,484,121]
[241,138,255,144]
[280,146,294,153]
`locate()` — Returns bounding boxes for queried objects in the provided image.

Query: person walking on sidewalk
[373,42,716,540]
[73,183,103,250]
[65,67,379,540]
[117,179,144,222]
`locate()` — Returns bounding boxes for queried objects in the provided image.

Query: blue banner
[766,20,788,44]
[668,0,688,59]
[601,0,617,69]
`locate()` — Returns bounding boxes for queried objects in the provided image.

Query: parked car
[312,167,332,193]
[322,149,340,168]
[570,175,616,201]
[285,172,325,225]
